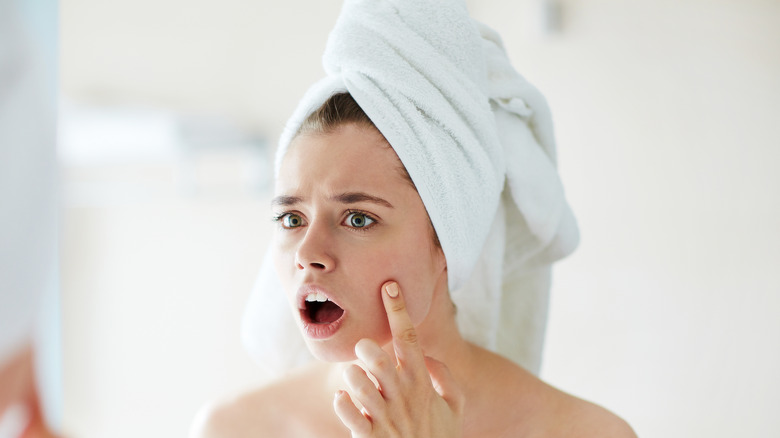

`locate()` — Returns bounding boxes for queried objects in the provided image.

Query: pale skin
[191,123,637,438]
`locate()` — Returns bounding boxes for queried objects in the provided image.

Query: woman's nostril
[295,259,329,270]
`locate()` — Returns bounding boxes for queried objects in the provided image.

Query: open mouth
[303,293,345,324]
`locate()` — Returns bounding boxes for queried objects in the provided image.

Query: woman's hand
[333,281,464,437]
[0,345,62,438]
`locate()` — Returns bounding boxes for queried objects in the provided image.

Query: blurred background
[58,0,780,437]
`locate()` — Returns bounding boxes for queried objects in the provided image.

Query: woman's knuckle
[399,327,418,344]
[355,383,374,400]
[373,355,391,372]
[391,300,407,313]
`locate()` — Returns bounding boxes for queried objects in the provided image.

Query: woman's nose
[294,224,336,272]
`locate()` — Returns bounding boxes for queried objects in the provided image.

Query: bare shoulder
[189,380,290,438]
[524,373,636,438]
[546,391,637,438]
[189,364,327,438]
[467,346,635,438]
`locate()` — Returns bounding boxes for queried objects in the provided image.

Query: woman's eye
[345,212,375,228]
[281,214,304,228]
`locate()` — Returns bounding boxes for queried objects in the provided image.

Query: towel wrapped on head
[242,0,579,376]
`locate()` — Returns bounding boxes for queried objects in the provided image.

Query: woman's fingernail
[386,282,399,298]
[335,389,344,400]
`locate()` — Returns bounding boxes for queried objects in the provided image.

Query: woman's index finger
[381,282,426,371]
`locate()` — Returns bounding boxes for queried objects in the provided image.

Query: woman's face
[272,123,447,362]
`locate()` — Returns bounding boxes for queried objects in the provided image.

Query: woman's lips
[297,284,346,340]
[299,309,346,339]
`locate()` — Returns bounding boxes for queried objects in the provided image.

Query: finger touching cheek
[379,279,432,327]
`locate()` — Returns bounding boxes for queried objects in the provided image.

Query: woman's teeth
[305,292,329,303]
[302,292,344,326]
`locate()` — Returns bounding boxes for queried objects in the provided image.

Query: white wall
[504,2,780,436]
[60,1,780,437]
[61,181,273,437]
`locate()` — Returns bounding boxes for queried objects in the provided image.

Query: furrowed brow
[332,192,394,208]
[271,195,303,206]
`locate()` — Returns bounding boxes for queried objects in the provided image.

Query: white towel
[242,0,578,377]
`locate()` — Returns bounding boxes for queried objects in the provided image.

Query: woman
[194,1,636,436]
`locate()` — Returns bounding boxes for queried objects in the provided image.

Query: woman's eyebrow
[271,195,302,206]
[271,192,393,208]
[333,192,394,208]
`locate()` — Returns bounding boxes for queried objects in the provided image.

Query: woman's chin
[303,331,393,363]
[296,311,393,362]
[304,339,358,363]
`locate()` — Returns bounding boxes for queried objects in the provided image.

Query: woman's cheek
[366,247,436,326]
[400,282,434,325]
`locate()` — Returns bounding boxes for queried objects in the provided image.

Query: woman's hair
[295,92,441,250]
[297,92,374,136]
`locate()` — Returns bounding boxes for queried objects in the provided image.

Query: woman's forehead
[276,124,407,196]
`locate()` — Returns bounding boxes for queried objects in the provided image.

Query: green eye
[346,212,375,228]
[282,214,304,228]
